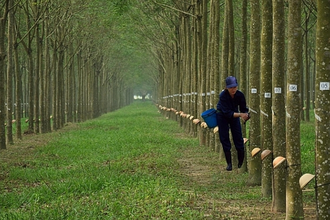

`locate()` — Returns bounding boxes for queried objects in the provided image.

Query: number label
[289,84,297,92]
[274,87,282,94]
[320,82,330,91]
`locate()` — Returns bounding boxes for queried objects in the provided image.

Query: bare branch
[152,0,196,18]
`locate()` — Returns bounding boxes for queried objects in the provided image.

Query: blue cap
[225,76,238,88]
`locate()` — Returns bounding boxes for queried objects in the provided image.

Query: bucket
[201,109,217,128]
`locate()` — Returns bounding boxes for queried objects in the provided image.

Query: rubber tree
[315,0,330,219]
[191,0,198,137]
[0,0,9,150]
[180,2,193,135]
[6,0,15,144]
[197,0,208,146]
[221,1,229,88]
[226,0,234,78]
[13,2,23,140]
[260,0,273,197]
[239,0,248,172]
[177,1,189,131]
[286,0,304,219]
[271,0,286,213]
[248,0,262,186]
[210,0,220,152]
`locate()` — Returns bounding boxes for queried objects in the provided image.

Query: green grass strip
[1,101,203,219]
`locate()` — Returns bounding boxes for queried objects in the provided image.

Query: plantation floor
[177,146,317,219]
[1,107,317,219]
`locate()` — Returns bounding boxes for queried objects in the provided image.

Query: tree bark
[286,0,304,219]
[14,19,22,140]
[239,0,248,172]
[221,2,229,88]
[247,0,261,186]
[191,0,198,137]
[197,0,207,146]
[227,0,234,77]
[0,0,9,150]
[212,0,220,153]
[271,0,286,213]
[303,8,310,122]
[32,0,40,134]
[6,0,14,144]
[260,0,273,198]
[315,1,330,219]
[44,15,52,133]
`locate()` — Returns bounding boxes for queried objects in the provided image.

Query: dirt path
[178,147,316,220]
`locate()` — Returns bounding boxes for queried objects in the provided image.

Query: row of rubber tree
[150,1,330,220]
[0,0,136,150]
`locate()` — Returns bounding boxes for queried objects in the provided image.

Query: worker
[216,76,249,171]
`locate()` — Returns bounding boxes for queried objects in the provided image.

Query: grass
[300,119,315,175]
[1,102,202,219]
[0,101,316,219]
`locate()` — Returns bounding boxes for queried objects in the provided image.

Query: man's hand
[241,112,250,123]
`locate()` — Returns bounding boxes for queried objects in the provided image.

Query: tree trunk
[0,1,9,150]
[286,0,304,219]
[34,16,40,134]
[191,0,198,138]
[221,2,229,88]
[14,23,22,140]
[197,0,207,146]
[58,47,65,128]
[227,0,234,77]
[239,0,248,172]
[52,45,58,130]
[247,0,261,186]
[45,17,52,133]
[212,0,220,153]
[184,7,192,135]
[6,0,14,145]
[174,22,181,126]
[303,7,311,122]
[27,48,34,133]
[67,44,74,123]
[206,0,213,148]
[315,1,330,219]
[77,50,83,122]
[260,0,273,198]
[40,20,47,134]
[271,0,286,213]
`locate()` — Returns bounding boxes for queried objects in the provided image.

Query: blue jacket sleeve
[238,92,248,113]
[220,94,235,118]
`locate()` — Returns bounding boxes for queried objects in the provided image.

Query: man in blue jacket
[216,76,249,171]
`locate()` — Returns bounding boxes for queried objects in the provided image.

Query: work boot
[224,151,232,171]
[237,149,245,168]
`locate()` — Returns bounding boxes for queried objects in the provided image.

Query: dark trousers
[216,113,244,153]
